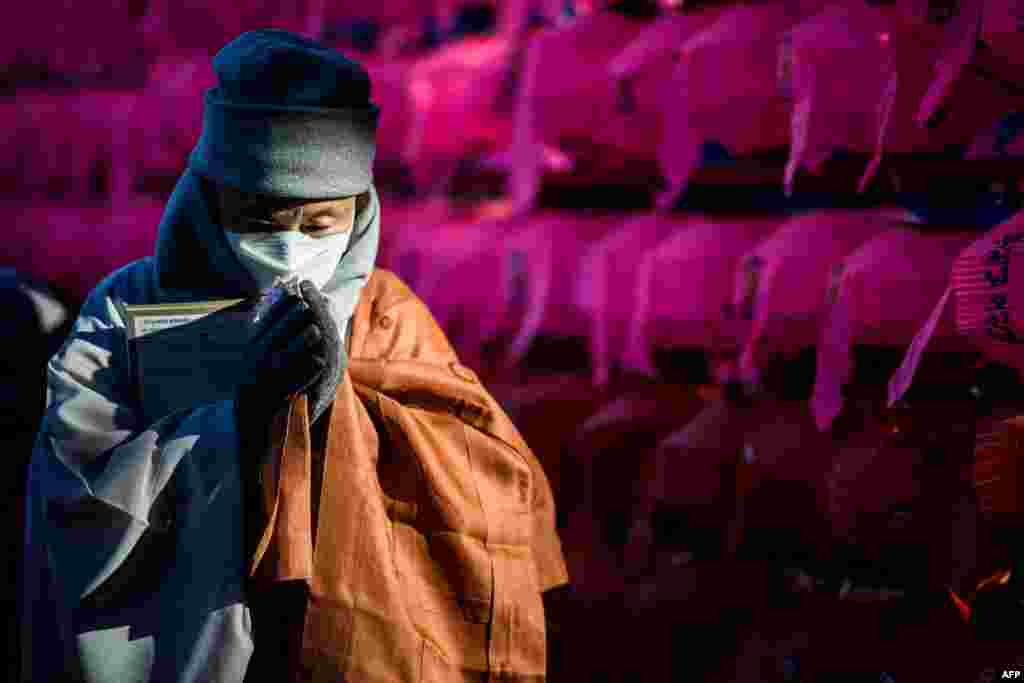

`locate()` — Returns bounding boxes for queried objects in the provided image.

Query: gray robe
[21,166,381,683]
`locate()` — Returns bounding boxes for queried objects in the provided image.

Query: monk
[20,29,567,682]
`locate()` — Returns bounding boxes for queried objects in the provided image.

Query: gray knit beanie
[189,29,380,199]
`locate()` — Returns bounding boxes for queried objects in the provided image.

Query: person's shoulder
[362,268,419,312]
[352,268,458,363]
[78,258,159,324]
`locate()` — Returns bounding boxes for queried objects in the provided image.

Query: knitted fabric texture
[189,29,380,198]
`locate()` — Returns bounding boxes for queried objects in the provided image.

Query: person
[1,268,70,683]
[20,29,568,682]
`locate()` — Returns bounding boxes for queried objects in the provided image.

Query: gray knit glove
[299,280,344,424]
[234,280,337,432]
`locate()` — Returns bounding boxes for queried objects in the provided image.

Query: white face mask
[224,228,353,291]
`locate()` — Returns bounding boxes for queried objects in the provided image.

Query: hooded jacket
[20,167,568,682]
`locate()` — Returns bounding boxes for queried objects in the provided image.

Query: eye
[302,222,347,236]
[271,207,303,225]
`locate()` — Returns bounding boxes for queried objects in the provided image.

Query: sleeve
[20,276,248,683]
[525,447,569,594]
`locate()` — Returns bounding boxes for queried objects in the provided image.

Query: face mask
[224,228,353,291]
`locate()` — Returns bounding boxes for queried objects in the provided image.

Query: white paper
[124,300,247,339]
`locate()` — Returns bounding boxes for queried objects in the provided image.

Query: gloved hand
[234,279,339,434]
[299,280,344,424]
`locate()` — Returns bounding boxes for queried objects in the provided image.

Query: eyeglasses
[213,176,360,235]
[231,198,356,237]
[235,214,349,237]
[239,208,305,230]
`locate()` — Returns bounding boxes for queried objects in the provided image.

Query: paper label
[124,300,246,339]
[888,286,952,406]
